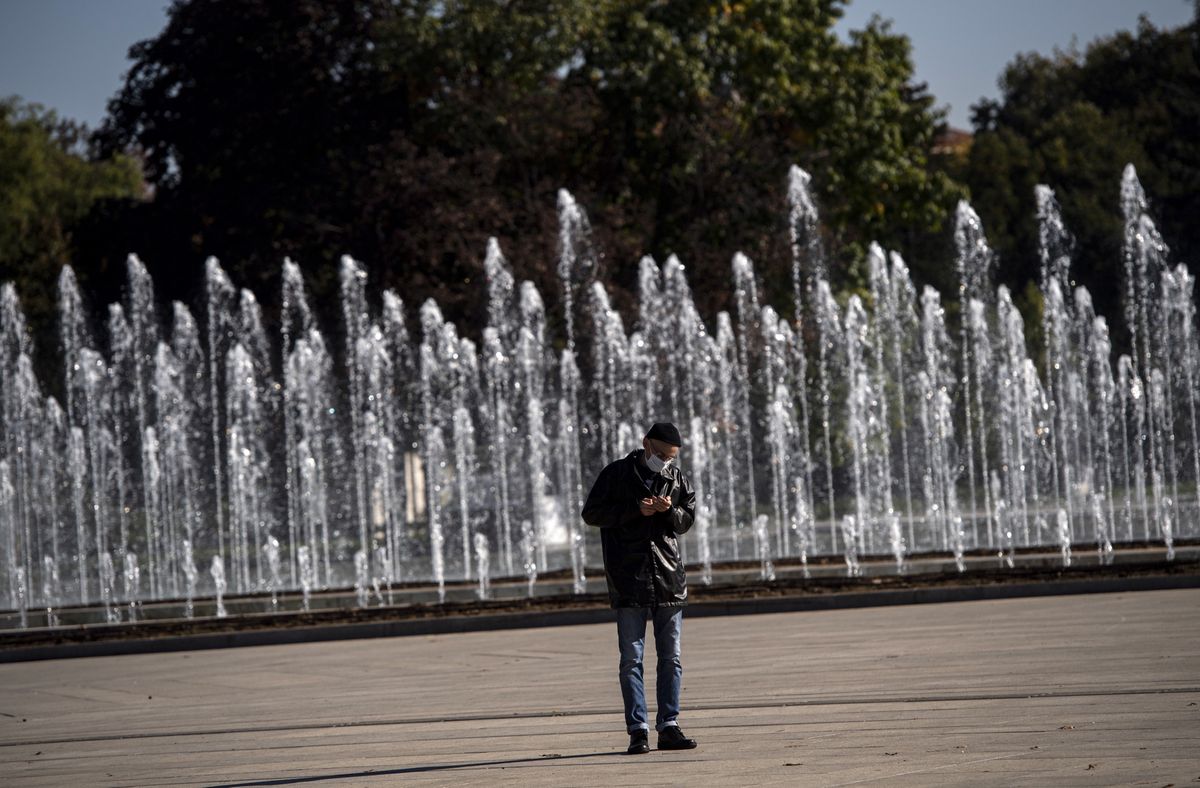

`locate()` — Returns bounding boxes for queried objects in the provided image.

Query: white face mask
[645,451,672,475]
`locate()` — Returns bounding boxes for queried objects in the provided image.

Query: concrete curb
[2,572,1197,663]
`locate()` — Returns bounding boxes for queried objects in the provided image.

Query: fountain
[0,165,1196,626]
[520,519,537,598]
[841,516,860,578]
[210,555,227,618]
[181,538,197,617]
[474,532,490,601]
[297,545,313,612]
[353,549,369,608]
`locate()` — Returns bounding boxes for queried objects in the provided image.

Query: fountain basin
[3,543,1195,665]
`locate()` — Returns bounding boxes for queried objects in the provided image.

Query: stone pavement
[0,589,1197,786]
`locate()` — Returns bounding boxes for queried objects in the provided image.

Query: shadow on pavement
[208,751,628,786]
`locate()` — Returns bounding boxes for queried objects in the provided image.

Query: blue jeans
[616,606,683,733]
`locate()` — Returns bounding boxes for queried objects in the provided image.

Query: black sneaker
[657,726,698,750]
[627,729,650,754]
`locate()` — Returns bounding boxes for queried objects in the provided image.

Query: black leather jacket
[581,450,696,608]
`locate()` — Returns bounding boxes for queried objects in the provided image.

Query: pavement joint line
[3,685,1196,749]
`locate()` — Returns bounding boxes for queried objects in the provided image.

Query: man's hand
[638,496,672,516]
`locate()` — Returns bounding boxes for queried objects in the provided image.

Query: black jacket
[581,450,696,608]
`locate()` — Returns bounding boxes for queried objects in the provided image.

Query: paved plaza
[0,589,1197,786]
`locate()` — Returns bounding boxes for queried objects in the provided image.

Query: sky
[0,0,1195,132]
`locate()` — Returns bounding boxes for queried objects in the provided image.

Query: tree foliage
[0,97,142,366]
[963,13,1200,332]
[85,0,957,334]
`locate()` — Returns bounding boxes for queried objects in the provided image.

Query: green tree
[0,97,142,371]
[811,19,962,293]
[964,14,1200,337]
[93,0,960,336]
[94,0,407,302]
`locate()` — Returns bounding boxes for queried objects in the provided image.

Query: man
[582,422,698,755]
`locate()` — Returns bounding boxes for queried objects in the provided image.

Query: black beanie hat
[645,422,682,447]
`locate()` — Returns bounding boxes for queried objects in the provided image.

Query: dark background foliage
[960,14,1200,347]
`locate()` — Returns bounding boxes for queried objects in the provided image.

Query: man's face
[644,438,679,464]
